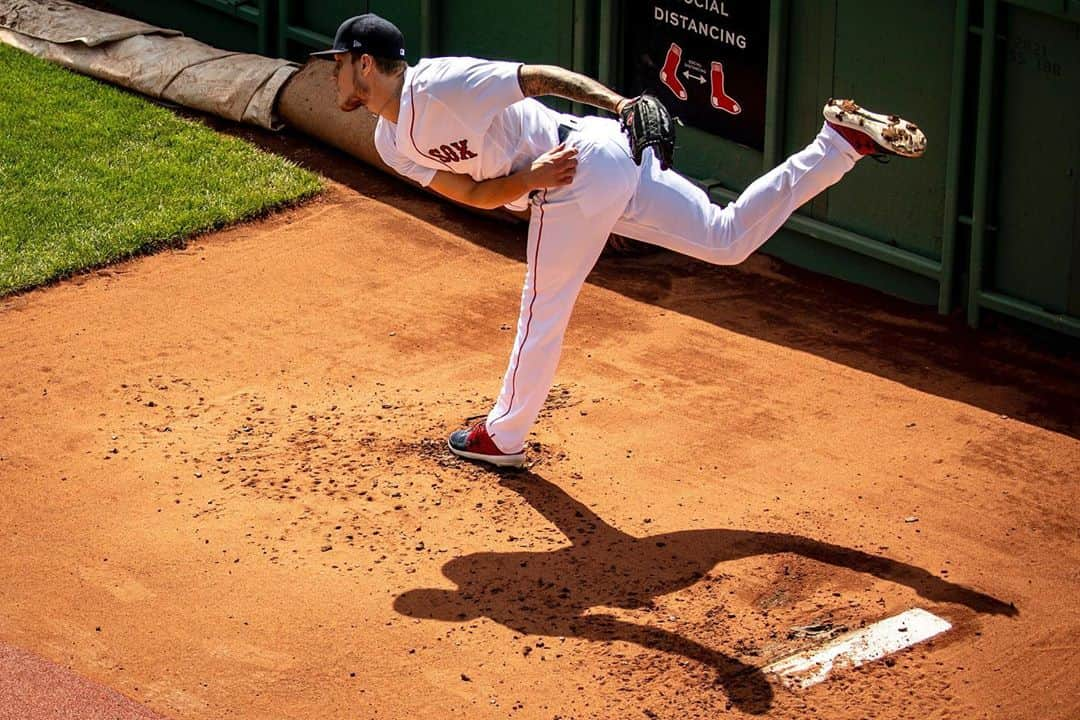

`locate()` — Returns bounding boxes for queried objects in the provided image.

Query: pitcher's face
[334,53,371,112]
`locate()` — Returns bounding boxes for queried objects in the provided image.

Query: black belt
[557,119,581,143]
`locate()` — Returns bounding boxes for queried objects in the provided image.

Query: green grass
[0,42,322,295]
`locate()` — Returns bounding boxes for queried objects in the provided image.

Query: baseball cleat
[823,98,927,158]
[447,421,526,468]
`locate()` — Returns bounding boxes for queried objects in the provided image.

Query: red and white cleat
[447,421,526,468]
[823,98,927,159]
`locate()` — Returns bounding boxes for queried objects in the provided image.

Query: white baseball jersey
[374,57,563,211]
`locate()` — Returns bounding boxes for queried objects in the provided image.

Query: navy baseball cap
[310,14,406,60]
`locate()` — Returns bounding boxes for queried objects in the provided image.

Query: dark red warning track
[0,643,165,720]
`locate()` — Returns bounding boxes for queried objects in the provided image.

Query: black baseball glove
[619,94,676,170]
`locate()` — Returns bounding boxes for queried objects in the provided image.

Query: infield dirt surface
[1,134,1078,720]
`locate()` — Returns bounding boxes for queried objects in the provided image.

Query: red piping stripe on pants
[488,190,546,444]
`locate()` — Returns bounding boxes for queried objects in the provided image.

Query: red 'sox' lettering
[428,139,477,163]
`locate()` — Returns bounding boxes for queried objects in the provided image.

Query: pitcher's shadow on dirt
[394,471,1017,714]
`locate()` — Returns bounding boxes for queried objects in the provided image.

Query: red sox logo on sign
[428,139,479,164]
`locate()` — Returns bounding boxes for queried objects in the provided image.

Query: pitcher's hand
[528,143,579,189]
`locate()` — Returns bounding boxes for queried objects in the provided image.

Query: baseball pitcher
[313,14,927,468]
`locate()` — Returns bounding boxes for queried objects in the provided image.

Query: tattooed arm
[518,65,631,114]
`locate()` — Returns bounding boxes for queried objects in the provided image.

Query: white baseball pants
[485,117,861,453]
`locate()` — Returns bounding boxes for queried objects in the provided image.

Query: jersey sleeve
[431,58,526,128]
[374,118,437,188]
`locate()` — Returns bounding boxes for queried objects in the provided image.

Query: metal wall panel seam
[571,0,589,117]
[763,0,789,172]
[809,0,838,222]
[420,0,437,58]
[597,0,613,89]
[276,0,289,58]
[255,0,270,56]
[967,0,999,327]
[939,0,972,314]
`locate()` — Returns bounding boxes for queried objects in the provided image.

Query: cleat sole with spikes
[823,98,927,158]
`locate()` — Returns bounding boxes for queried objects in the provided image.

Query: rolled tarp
[0,0,296,129]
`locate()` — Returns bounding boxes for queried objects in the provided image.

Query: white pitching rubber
[764,608,952,689]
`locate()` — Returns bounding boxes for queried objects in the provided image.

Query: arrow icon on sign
[682,69,707,84]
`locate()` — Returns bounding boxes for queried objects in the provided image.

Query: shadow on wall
[206,111,1080,442]
[393,472,1018,715]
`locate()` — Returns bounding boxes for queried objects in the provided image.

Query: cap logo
[352,39,362,48]
[399,49,406,56]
